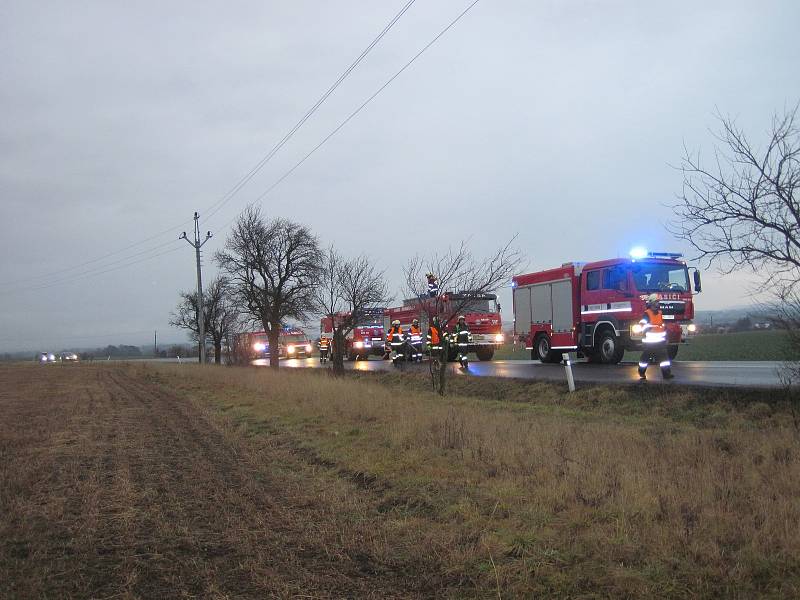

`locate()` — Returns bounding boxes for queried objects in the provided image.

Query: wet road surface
[254,357,788,388]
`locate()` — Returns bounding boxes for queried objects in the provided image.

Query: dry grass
[147,362,800,598]
[3,361,799,597]
[0,363,449,598]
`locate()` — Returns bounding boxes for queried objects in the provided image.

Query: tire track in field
[1,364,438,599]
[100,367,433,598]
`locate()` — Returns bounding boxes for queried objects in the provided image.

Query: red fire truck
[512,251,700,364]
[320,307,386,360]
[235,327,314,360]
[385,291,504,361]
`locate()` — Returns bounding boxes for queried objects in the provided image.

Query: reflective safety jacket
[427,280,439,296]
[640,308,666,344]
[409,325,422,344]
[318,337,330,349]
[387,326,404,346]
[427,325,441,347]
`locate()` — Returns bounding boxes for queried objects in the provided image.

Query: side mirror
[693,271,702,293]
[497,303,502,312]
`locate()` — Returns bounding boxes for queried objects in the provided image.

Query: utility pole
[154,330,157,356]
[181,212,212,364]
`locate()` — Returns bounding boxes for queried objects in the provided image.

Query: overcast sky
[1,0,799,351]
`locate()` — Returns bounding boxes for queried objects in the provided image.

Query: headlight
[494,333,504,343]
[687,323,697,333]
[287,345,295,353]
[354,341,364,349]
[254,342,266,352]
[305,344,312,352]
[631,324,644,334]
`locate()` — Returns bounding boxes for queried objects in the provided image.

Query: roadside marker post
[562,353,576,393]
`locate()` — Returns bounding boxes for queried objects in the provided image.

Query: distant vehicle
[320,307,386,360]
[386,292,504,361]
[280,330,314,358]
[37,352,57,363]
[234,328,314,360]
[60,352,79,362]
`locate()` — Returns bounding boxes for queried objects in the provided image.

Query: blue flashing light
[629,246,648,260]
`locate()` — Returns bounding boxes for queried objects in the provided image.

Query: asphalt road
[256,356,788,388]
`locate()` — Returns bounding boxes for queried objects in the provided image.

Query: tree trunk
[198,338,203,364]
[268,327,280,370]
[438,336,449,396]
[332,328,345,376]
[214,339,222,364]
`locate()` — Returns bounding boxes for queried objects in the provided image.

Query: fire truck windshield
[282,334,307,343]
[631,262,690,293]
[459,298,498,313]
[355,316,382,327]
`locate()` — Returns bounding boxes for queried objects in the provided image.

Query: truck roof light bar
[647,252,683,259]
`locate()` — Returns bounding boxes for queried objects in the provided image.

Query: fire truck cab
[512,251,700,364]
[320,307,386,360]
[385,291,504,361]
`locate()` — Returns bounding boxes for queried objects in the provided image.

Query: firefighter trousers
[638,342,671,377]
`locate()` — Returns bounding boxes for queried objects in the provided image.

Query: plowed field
[0,364,443,598]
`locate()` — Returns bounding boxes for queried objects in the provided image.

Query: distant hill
[694,306,777,326]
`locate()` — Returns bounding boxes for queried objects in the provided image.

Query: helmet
[412,318,419,325]
[458,315,466,321]
[646,294,659,305]
[426,272,435,278]
[392,319,400,326]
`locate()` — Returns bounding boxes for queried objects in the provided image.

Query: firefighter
[387,320,405,361]
[318,336,330,363]
[453,315,470,368]
[408,318,423,362]
[427,316,442,359]
[638,294,674,380]
[426,273,439,298]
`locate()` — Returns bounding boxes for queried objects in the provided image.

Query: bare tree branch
[404,235,524,327]
[215,206,323,369]
[169,276,238,364]
[403,236,524,394]
[669,104,800,290]
[313,247,389,375]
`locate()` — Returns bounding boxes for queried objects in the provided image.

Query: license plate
[663,314,675,320]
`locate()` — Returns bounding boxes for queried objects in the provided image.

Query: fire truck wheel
[596,330,624,364]
[475,347,495,361]
[534,334,560,363]
[667,345,679,360]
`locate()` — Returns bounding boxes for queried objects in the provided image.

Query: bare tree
[215,206,323,369]
[169,276,238,364]
[671,105,800,290]
[403,237,524,394]
[313,247,389,375]
[670,104,800,383]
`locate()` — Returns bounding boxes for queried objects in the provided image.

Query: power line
[8,244,184,293]
[4,238,183,293]
[215,0,484,232]
[3,219,192,287]
[4,1,416,290]
[202,0,417,223]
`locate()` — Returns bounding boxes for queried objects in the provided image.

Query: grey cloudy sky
[1,0,798,351]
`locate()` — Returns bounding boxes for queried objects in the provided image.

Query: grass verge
[144,362,800,598]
